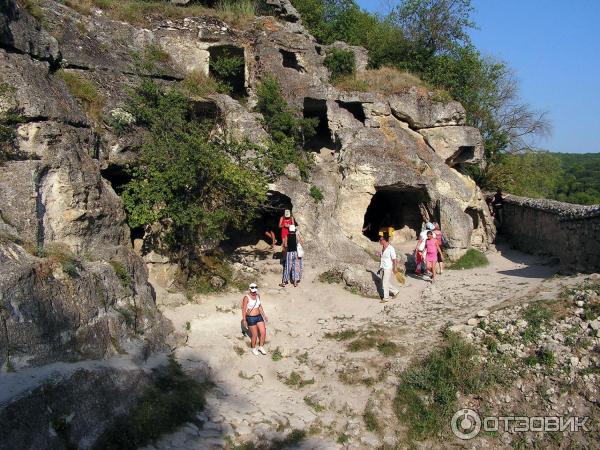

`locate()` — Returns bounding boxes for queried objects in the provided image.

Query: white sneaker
[252,348,259,356]
[258,346,267,355]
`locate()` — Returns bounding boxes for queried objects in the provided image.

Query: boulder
[388,86,466,129]
[0,0,60,62]
[419,126,484,167]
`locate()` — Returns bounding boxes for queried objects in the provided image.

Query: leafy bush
[324,48,355,82]
[255,76,316,180]
[448,249,488,270]
[209,50,245,97]
[121,80,268,257]
[309,185,323,202]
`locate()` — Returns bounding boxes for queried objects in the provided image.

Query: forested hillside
[553,153,600,205]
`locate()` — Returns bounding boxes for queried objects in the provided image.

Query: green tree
[485,151,562,198]
[121,80,268,262]
[255,75,317,146]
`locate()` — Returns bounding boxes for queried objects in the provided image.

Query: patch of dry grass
[63,0,256,28]
[335,66,451,101]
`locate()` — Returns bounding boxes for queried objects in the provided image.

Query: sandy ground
[0,243,569,449]
[151,244,562,449]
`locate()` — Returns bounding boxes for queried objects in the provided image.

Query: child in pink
[425,231,443,282]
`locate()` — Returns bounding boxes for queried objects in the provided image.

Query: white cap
[289,225,296,232]
[284,209,291,218]
[426,222,434,230]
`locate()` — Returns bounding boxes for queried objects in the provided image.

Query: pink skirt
[426,251,438,262]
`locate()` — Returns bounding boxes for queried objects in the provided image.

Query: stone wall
[501,195,600,273]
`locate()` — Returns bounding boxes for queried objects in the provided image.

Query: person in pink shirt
[425,230,443,282]
[433,222,445,275]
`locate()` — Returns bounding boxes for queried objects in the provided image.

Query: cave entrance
[465,207,483,230]
[336,100,365,124]
[280,49,304,72]
[101,164,132,196]
[362,187,431,243]
[303,97,337,151]
[447,145,476,172]
[221,191,293,252]
[208,45,246,99]
[190,99,219,122]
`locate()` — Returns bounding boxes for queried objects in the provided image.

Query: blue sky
[355,0,600,153]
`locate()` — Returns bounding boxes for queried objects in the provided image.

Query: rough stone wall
[502,195,600,273]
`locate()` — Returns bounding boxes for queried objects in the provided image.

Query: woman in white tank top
[241,283,269,356]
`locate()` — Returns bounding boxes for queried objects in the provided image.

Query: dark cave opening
[208,45,246,99]
[101,164,132,196]
[279,49,304,72]
[190,99,219,122]
[303,97,337,151]
[447,145,476,167]
[465,207,481,230]
[362,187,431,243]
[336,100,366,124]
[221,191,294,252]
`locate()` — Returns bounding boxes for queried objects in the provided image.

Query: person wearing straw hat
[241,282,269,356]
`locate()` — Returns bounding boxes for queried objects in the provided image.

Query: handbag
[297,242,304,258]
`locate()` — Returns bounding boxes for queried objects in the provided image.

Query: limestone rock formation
[0,0,174,373]
[0,0,496,445]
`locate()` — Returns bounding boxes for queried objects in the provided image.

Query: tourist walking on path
[278,209,295,250]
[241,283,269,356]
[425,231,443,282]
[415,222,435,277]
[433,222,445,274]
[280,225,303,287]
[378,235,399,300]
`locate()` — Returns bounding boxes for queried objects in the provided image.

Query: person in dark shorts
[241,283,269,356]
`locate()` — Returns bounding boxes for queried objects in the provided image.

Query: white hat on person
[426,222,434,230]
[284,209,291,217]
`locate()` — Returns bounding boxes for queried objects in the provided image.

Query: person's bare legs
[256,321,267,347]
[427,261,435,282]
[265,231,276,247]
[249,325,258,348]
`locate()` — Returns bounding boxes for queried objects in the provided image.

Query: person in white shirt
[378,235,399,300]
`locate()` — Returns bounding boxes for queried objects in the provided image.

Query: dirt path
[152,245,561,449]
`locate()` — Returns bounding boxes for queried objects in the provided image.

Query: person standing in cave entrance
[280,224,303,287]
[278,209,295,251]
[378,235,399,301]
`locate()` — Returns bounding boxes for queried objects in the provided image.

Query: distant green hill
[551,152,600,205]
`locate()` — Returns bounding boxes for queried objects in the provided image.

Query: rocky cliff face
[0,0,175,372]
[0,0,494,445]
